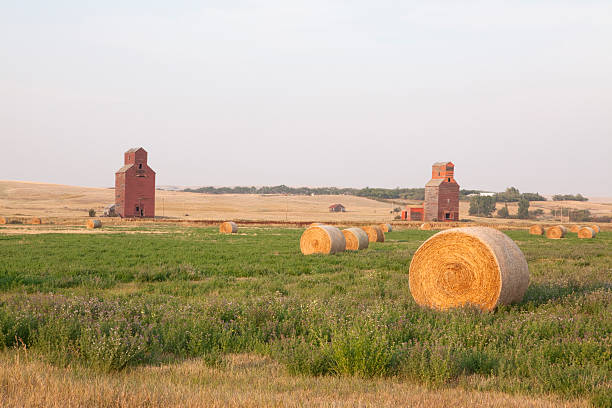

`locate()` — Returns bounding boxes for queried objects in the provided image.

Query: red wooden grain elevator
[424,161,459,221]
[115,147,156,218]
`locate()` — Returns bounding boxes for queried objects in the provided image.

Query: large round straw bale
[0,216,6,225]
[362,225,385,242]
[546,225,567,239]
[219,221,238,234]
[29,217,42,225]
[380,223,392,233]
[409,227,529,311]
[578,227,597,239]
[420,223,433,231]
[86,219,102,229]
[591,225,600,234]
[569,225,581,233]
[528,225,545,235]
[342,228,369,251]
[300,225,346,255]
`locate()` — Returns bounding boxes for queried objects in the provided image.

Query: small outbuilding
[329,203,346,212]
[402,206,424,221]
[103,204,117,217]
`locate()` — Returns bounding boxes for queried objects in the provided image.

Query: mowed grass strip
[0,228,610,406]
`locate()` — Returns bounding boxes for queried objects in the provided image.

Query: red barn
[424,161,459,221]
[115,147,156,218]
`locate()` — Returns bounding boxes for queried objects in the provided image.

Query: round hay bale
[342,228,369,251]
[0,216,6,225]
[577,226,597,239]
[362,225,385,243]
[409,227,529,311]
[528,225,545,235]
[569,225,581,233]
[380,223,392,233]
[219,221,238,234]
[591,225,600,234]
[300,225,346,255]
[546,225,567,239]
[309,222,324,228]
[29,217,42,225]
[420,223,433,231]
[86,219,102,229]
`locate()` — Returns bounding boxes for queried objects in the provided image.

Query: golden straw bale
[528,225,545,235]
[569,225,581,233]
[409,227,529,311]
[0,216,6,225]
[86,219,102,229]
[219,221,238,234]
[379,223,393,233]
[546,225,567,239]
[577,227,597,239]
[342,228,369,251]
[591,225,600,234]
[362,225,385,243]
[300,225,346,255]
[420,223,433,231]
[29,217,42,225]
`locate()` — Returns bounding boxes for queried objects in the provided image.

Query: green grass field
[0,226,610,407]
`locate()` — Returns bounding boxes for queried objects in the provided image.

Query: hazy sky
[1,1,611,195]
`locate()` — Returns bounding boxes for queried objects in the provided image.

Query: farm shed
[402,206,424,221]
[329,203,346,212]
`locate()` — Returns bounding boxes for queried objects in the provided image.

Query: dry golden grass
[0,351,587,408]
[2,181,610,229]
[0,180,396,222]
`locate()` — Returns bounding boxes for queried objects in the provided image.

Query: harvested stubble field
[0,227,610,407]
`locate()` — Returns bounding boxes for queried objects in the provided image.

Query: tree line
[183,185,480,201]
[469,187,590,219]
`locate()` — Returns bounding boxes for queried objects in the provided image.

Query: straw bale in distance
[569,225,581,233]
[420,223,433,231]
[342,228,369,250]
[29,217,42,225]
[86,219,102,229]
[591,225,600,234]
[546,225,567,239]
[300,225,346,255]
[219,221,238,234]
[362,225,384,242]
[528,225,544,235]
[380,223,392,233]
[578,227,597,239]
[0,216,6,225]
[409,226,529,311]
[309,222,324,228]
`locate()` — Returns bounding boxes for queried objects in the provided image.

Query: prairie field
[2,180,611,223]
[0,225,610,407]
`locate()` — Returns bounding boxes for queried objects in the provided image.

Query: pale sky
[1,1,611,195]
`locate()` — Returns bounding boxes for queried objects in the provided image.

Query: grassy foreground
[0,226,610,407]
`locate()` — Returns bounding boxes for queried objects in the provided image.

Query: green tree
[517,197,530,219]
[496,186,522,202]
[469,196,496,217]
[497,204,510,218]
